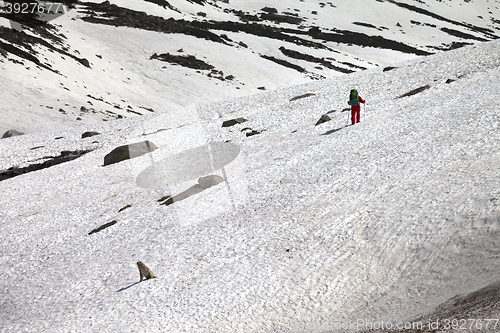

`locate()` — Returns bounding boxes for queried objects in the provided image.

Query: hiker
[348,89,365,124]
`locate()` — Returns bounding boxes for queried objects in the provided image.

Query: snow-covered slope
[1,38,499,332]
[1,0,499,133]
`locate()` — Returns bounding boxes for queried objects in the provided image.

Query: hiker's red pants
[351,107,361,124]
[350,97,365,124]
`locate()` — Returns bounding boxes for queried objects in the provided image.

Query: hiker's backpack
[348,89,359,106]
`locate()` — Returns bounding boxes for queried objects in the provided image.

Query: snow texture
[1,0,499,133]
[1,36,500,332]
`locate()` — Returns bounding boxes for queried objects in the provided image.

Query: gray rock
[222,118,248,127]
[2,129,25,138]
[82,131,100,138]
[104,141,157,166]
[246,130,262,137]
[78,58,91,68]
[315,114,331,126]
[290,93,315,102]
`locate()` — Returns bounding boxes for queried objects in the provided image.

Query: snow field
[0,40,500,332]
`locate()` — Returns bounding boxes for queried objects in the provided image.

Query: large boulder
[104,141,157,166]
[2,129,25,138]
[222,118,247,127]
[315,114,331,126]
[82,131,100,138]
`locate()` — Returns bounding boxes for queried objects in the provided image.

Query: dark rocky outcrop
[260,54,306,73]
[88,220,118,235]
[0,149,92,181]
[279,47,354,74]
[2,129,25,138]
[246,130,262,137]
[222,118,248,127]
[241,127,263,137]
[397,85,431,99]
[0,26,90,73]
[118,204,132,212]
[315,114,332,126]
[290,93,315,102]
[77,57,91,68]
[144,0,177,11]
[81,131,100,138]
[150,52,214,70]
[104,141,157,166]
[81,2,227,44]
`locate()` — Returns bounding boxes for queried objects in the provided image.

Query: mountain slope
[0,0,499,133]
[0,39,499,332]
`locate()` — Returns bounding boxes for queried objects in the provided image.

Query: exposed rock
[260,12,303,25]
[0,150,92,181]
[261,54,305,73]
[222,118,248,127]
[290,93,315,101]
[246,130,262,137]
[397,84,431,99]
[150,52,214,70]
[446,78,455,84]
[104,141,158,166]
[2,129,25,138]
[88,220,117,235]
[158,195,174,205]
[261,7,278,14]
[82,131,100,138]
[279,46,354,74]
[383,66,397,72]
[118,204,132,212]
[77,57,91,68]
[315,114,332,126]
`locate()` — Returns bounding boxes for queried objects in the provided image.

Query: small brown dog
[137,261,156,282]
